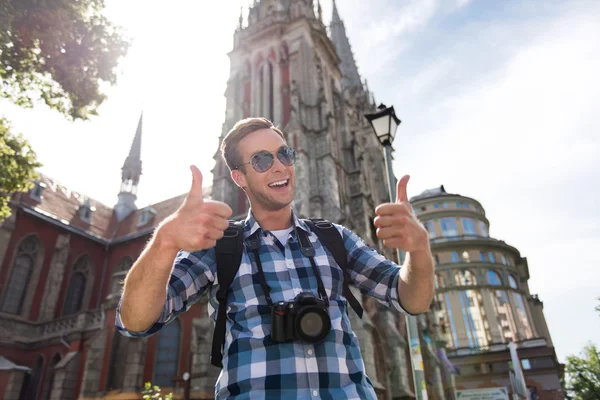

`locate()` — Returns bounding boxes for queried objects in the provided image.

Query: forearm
[398,249,435,314]
[120,226,179,332]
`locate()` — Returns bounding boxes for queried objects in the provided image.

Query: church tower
[114,112,143,221]
[210,2,425,398]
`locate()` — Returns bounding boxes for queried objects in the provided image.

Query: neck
[251,205,293,231]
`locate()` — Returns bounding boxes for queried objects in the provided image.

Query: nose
[270,154,287,173]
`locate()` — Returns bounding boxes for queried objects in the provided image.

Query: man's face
[233,128,296,212]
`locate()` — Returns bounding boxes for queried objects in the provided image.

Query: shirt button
[312,390,318,397]
[307,349,313,356]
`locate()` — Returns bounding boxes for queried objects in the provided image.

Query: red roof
[17,174,207,243]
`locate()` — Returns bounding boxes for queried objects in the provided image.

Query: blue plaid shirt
[116,212,409,399]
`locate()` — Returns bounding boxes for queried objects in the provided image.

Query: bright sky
[1,0,599,362]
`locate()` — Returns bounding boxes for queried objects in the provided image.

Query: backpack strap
[302,219,364,319]
[211,221,244,368]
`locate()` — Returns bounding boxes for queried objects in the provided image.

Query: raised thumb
[396,175,410,203]
[188,165,204,201]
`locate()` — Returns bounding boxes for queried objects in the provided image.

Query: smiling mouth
[268,179,289,188]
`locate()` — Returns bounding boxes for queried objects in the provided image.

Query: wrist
[154,218,180,253]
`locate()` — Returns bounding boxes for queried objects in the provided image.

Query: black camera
[271,292,331,343]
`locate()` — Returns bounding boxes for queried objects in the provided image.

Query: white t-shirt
[269,227,294,245]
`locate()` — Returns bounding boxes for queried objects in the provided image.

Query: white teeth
[268,179,288,187]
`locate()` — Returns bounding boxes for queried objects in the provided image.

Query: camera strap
[296,228,330,304]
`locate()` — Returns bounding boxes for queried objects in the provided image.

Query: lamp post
[365,104,427,400]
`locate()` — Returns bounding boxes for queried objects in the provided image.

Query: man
[117,117,434,399]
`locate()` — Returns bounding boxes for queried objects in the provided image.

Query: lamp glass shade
[371,115,391,143]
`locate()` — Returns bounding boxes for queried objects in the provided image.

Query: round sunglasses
[233,146,296,173]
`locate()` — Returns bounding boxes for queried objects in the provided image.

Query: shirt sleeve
[115,247,217,338]
[335,224,414,316]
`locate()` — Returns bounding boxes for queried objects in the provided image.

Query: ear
[231,169,246,189]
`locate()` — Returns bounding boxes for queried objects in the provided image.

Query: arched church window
[25,355,44,400]
[110,257,133,296]
[106,331,129,390]
[486,270,502,286]
[153,319,181,387]
[40,353,61,400]
[63,255,92,315]
[258,61,274,121]
[1,235,40,315]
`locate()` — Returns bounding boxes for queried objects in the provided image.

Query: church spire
[114,112,143,221]
[329,0,362,91]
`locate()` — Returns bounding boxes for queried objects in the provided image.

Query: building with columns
[411,185,565,399]
[0,2,455,399]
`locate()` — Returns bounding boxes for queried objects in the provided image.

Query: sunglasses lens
[252,153,274,172]
[277,147,296,166]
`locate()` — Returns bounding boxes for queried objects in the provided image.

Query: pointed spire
[332,0,341,24]
[329,0,362,91]
[317,0,323,23]
[239,6,243,29]
[126,112,143,163]
[115,112,143,221]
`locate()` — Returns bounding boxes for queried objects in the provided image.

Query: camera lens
[296,307,331,343]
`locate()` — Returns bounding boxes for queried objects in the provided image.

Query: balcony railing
[430,234,496,244]
[0,309,104,344]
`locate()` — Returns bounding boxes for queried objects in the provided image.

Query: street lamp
[365,103,426,400]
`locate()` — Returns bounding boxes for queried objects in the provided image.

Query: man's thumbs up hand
[158,165,233,253]
[186,165,205,204]
[373,174,429,254]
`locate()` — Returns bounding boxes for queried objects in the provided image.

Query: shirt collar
[242,208,310,240]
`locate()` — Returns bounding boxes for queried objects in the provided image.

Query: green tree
[564,343,600,400]
[0,118,41,220]
[0,0,129,219]
[1,0,129,119]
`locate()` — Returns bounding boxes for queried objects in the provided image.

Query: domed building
[411,185,564,399]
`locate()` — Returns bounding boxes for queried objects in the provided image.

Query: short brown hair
[221,117,285,171]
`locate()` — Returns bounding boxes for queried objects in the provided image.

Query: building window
[106,331,128,390]
[63,255,92,315]
[456,202,461,208]
[494,290,517,343]
[425,220,436,238]
[443,293,459,348]
[40,354,61,400]
[513,292,534,339]
[443,202,449,208]
[451,252,459,263]
[455,270,477,286]
[153,319,181,387]
[138,207,157,227]
[478,221,489,237]
[480,251,486,262]
[1,235,39,315]
[458,290,487,348]
[462,218,477,235]
[258,61,275,122]
[434,203,440,209]
[463,203,470,209]
[500,254,508,265]
[110,257,134,296]
[521,359,532,370]
[435,273,445,289]
[30,180,46,201]
[441,218,458,237]
[508,275,518,289]
[488,252,496,263]
[486,270,502,286]
[25,355,45,400]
